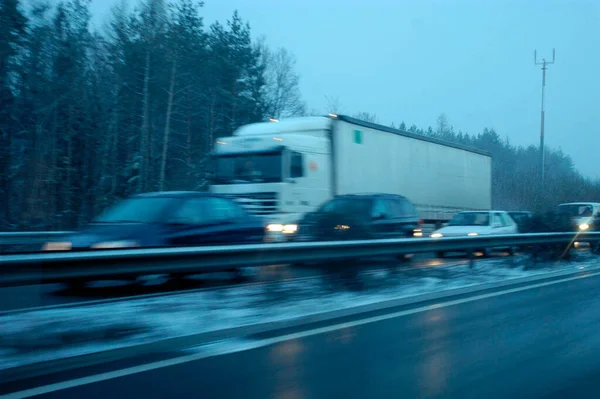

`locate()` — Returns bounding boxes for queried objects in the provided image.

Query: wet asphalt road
[5,265,600,398]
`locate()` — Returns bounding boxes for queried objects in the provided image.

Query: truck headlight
[282,224,298,234]
[431,233,443,238]
[579,223,590,231]
[91,240,140,249]
[266,224,283,232]
[42,241,72,251]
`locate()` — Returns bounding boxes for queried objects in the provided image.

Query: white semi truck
[209,115,492,241]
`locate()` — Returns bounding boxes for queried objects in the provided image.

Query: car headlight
[266,224,283,232]
[579,223,590,231]
[430,233,443,238]
[91,240,140,249]
[468,232,478,236]
[282,224,298,234]
[42,241,72,251]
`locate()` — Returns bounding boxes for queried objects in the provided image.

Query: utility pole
[534,49,555,193]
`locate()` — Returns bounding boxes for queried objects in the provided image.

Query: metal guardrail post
[467,249,475,269]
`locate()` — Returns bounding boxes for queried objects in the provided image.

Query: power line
[534,48,555,194]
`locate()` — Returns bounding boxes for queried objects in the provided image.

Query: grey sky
[88,0,600,179]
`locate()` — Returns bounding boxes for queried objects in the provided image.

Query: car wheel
[231,268,253,282]
[66,279,88,290]
[481,248,491,257]
[396,254,412,262]
[508,246,517,256]
[436,251,445,258]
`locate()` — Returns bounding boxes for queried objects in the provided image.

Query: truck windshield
[214,153,283,184]
[557,204,594,217]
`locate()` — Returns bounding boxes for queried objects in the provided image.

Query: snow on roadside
[1,254,598,370]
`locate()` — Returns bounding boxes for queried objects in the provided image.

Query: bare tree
[259,39,306,119]
[138,0,167,192]
[353,112,378,123]
[435,113,454,139]
[159,55,177,191]
[324,95,343,115]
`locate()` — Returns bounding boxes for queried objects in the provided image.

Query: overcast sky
[87,0,599,179]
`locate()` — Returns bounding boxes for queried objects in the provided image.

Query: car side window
[500,213,514,226]
[385,199,401,218]
[170,198,210,224]
[371,199,389,219]
[493,213,505,227]
[397,198,417,217]
[208,198,246,221]
[290,152,304,178]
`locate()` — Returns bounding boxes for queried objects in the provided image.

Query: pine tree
[0,0,28,228]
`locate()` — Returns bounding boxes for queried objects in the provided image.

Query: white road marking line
[4,270,599,399]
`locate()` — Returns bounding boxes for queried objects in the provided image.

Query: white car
[430,210,519,257]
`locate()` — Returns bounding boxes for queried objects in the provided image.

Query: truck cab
[209,117,333,241]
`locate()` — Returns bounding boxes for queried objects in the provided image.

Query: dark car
[43,191,266,251]
[295,193,421,244]
[508,211,533,232]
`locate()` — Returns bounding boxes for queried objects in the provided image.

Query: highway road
[4,262,600,398]
[0,253,477,312]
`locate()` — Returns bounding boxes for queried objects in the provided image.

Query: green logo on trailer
[354,130,363,144]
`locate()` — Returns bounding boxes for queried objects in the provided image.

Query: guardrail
[0,232,599,288]
[0,231,72,246]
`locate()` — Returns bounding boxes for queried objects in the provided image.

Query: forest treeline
[1,0,305,229]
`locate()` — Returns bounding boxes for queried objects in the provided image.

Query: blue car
[43,191,266,251]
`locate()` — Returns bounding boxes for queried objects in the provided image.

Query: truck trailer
[209,115,492,240]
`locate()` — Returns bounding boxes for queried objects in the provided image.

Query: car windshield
[557,204,594,217]
[214,153,282,184]
[319,198,373,216]
[448,212,490,226]
[94,197,175,223]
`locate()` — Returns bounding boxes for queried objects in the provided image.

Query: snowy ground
[1,252,599,371]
